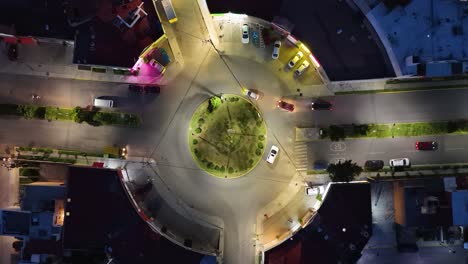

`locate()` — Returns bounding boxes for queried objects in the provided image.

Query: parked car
[305,186,325,196]
[311,100,333,110]
[294,60,310,76]
[272,40,281,59]
[277,100,294,112]
[266,145,279,164]
[364,160,384,171]
[415,141,437,150]
[243,88,259,100]
[144,86,160,94]
[129,84,144,92]
[241,24,249,44]
[313,160,328,170]
[129,85,160,94]
[288,51,303,68]
[389,158,410,168]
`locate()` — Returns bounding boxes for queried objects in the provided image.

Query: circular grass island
[189,94,267,178]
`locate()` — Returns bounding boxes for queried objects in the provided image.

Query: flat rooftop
[63,166,206,263]
[206,0,395,81]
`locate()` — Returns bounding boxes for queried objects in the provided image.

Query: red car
[415,141,437,150]
[277,100,294,112]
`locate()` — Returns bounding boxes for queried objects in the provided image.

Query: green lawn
[189,95,267,178]
[322,120,468,140]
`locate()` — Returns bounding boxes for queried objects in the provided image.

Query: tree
[207,96,221,113]
[327,160,363,182]
[328,125,346,141]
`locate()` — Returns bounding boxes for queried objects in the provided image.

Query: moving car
[277,100,294,112]
[288,51,303,68]
[305,186,325,196]
[311,100,333,110]
[389,158,410,168]
[266,145,279,164]
[272,40,281,59]
[415,141,437,150]
[243,88,259,100]
[241,24,249,44]
[364,160,384,171]
[294,60,310,76]
[313,160,328,170]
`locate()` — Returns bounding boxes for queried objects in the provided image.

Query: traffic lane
[0,73,146,111]
[307,134,468,169]
[294,88,468,126]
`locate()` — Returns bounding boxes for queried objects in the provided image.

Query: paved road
[294,88,468,127]
[306,134,468,170]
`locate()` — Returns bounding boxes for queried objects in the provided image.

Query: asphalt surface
[307,134,468,170]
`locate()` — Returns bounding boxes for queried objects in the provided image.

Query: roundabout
[188,94,267,178]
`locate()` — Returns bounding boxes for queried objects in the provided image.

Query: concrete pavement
[0,164,19,264]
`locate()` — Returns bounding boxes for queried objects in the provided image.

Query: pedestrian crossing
[294,143,308,171]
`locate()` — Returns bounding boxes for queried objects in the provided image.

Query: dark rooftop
[206,0,395,81]
[393,179,453,227]
[20,183,66,212]
[0,0,74,39]
[265,182,372,264]
[63,166,205,264]
[73,0,163,67]
[1,210,31,236]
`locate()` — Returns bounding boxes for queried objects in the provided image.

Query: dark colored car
[364,160,384,171]
[129,84,144,92]
[144,86,160,93]
[415,141,437,150]
[129,85,160,94]
[311,100,333,110]
[277,100,294,112]
[313,160,328,170]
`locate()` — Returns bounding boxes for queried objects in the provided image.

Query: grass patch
[189,95,267,178]
[18,155,76,164]
[335,84,468,95]
[320,120,468,140]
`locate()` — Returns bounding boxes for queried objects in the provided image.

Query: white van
[93,98,114,108]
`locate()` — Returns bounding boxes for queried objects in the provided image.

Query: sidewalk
[0,40,169,84]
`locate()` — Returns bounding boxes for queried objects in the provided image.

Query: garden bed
[188,95,267,178]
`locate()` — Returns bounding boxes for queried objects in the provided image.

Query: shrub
[193,139,198,145]
[195,128,202,134]
[228,167,234,173]
[249,159,254,165]
[220,166,225,172]
[255,148,262,156]
[19,168,40,177]
[258,135,265,140]
[207,96,222,113]
[18,105,46,119]
[447,121,458,133]
[214,165,220,170]
[328,125,346,141]
[257,142,264,149]
[207,162,214,169]
[198,118,205,125]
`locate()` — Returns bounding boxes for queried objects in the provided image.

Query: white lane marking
[446,147,465,151]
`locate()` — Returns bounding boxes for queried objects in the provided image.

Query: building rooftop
[265,182,372,264]
[0,210,31,236]
[451,190,468,226]
[393,179,453,227]
[20,183,66,213]
[63,166,206,263]
[72,0,163,67]
[0,0,74,39]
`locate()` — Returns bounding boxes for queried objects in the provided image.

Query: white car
[389,158,410,168]
[288,51,304,68]
[272,40,281,59]
[243,89,259,100]
[266,145,279,164]
[241,24,249,44]
[294,60,310,76]
[305,186,325,196]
